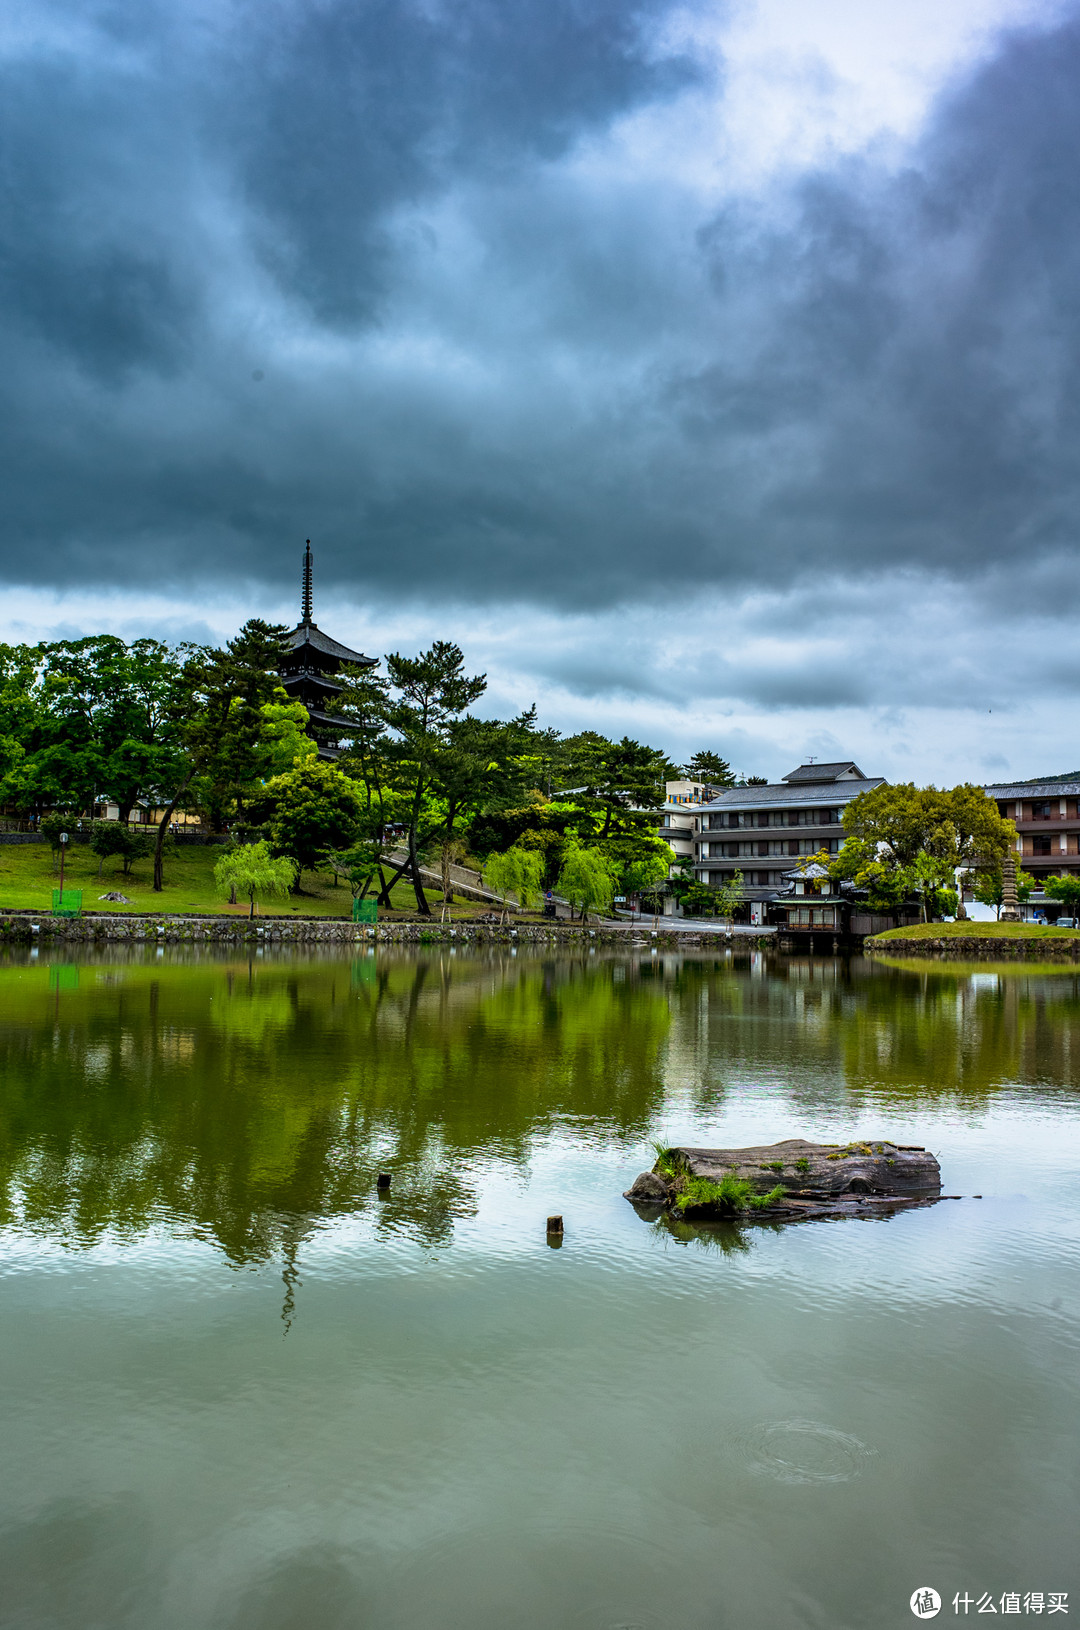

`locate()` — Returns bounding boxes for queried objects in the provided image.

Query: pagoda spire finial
[301,540,313,624]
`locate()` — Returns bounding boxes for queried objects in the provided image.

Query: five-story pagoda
[279,542,376,759]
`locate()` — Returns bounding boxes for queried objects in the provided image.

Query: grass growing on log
[651,1141,682,1179]
[677,1175,786,1214]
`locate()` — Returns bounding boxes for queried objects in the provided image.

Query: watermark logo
[912,1589,943,1619]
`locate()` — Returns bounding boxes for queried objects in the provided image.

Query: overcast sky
[2,0,1078,783]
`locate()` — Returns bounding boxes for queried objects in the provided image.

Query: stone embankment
[0,911,771,949]
[866,932,1080,962]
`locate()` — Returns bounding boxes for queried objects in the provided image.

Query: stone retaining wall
[866,934,1080,962]
[0,912,775,950]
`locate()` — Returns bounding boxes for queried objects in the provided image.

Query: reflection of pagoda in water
[280,541,376,759]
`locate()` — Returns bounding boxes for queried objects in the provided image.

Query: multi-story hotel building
[693,761,885,920]
[984,776,1080,893]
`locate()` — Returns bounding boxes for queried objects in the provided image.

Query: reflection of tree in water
[651,1213,754,1257]
[663,955,1080,1108]
[0,952,670,1265]
[3,947,1071,1286]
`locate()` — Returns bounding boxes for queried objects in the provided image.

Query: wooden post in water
[377,1172,392,1190]
[546,1214,563,1235]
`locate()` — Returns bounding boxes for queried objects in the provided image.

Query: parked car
[1054,917,1077,929]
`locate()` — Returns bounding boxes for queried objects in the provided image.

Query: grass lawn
[873,920,1080,940]
[0,841,507,920]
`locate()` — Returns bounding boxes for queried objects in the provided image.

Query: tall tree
[682,751,735,786]
[150,620,290,890]
[382,642,487,915]
[266,760,363,882]
[560,735,671,843]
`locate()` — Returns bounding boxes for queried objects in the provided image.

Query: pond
[0,946,1076,1629]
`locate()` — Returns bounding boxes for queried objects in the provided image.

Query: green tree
[556,842,617,921]
[714,869,744,923]
[618,847,671,898]
[214,841,297,918]
[561,736,671,843]
[266,760,363,883]
[381,642,487,915]
[842,782,1015,869]
[907,850,956,923]
[484,846,545,914]
[89,820,151,878]
[681,751,735,787]
[973,866,1035,920]
[678,878,717,916]
[257,700,317,777]
[1044,874,1080,919]
[151,620,291,891]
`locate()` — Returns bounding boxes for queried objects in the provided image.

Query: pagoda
[279,541,376,759]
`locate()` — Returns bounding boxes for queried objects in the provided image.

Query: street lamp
[59,831,69,901]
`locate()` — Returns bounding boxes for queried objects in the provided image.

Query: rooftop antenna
[301,540,313,624]
[807,755,816,763]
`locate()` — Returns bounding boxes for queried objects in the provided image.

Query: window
[996,802,1011,818]
[1031,801,1052,819]
[757,840,769,856]
[756,871,770,886]
[728,813,741,829]
[1032,835,1053,855]
[787,839,800,857]
[757,812,770,828]
[769,841,784,856]
[725,842,739,859]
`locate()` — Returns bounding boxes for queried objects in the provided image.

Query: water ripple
[727,1419,877,1484]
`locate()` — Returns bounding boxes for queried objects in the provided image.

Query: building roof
[284,622,375,666]
[986,780,1080,798]
[781,761,867,783]
[701,776,883,812]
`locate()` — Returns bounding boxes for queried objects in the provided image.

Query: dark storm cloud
[2,0,1079,613]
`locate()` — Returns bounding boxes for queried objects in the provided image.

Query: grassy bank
[872,921,1080,941]
[0,841,494,921]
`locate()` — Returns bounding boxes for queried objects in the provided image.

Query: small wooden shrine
[279,542,376,759]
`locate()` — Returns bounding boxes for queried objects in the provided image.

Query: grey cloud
[1,0,1080,625]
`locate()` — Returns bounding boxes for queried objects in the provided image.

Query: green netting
[352,897,377,924]
[51,889,83,918]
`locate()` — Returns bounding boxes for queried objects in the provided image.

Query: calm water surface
[0,947,1077,1630]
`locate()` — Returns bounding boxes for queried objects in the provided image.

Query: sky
[2,0,1078,784]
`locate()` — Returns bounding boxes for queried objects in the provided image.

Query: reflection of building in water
[279,540,376,760]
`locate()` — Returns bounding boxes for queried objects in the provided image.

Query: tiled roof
[781,761,866,783]
[702,778,883,811]
[987,781,1080,797]
[285,622,375,665]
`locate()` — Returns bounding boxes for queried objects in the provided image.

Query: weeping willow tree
[484,846,545,919]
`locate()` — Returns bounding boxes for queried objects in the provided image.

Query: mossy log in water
[624,1138,942,1223]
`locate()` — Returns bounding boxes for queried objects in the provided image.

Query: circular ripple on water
[729,1420,876,1485]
